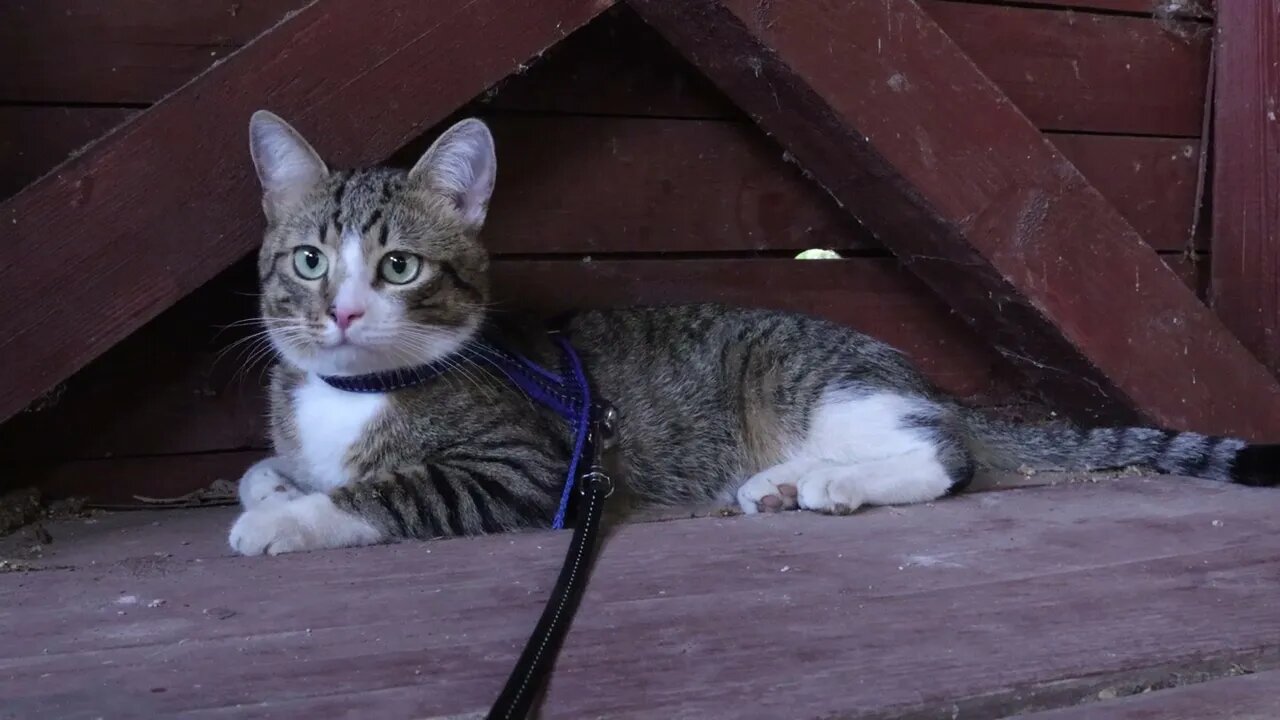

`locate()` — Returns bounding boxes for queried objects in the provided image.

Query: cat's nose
[330,307,365,331]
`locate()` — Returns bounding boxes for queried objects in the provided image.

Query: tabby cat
[228,112,1280,556]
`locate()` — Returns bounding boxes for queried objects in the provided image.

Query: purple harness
[319,334,593,529]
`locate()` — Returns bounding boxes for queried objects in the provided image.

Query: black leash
[322,334,615,717]
[487,404,618,720]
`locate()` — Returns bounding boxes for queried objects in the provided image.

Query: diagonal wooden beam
[628,0,1280,438]
[0,0,612,424]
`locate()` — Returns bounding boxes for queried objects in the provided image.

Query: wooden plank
[925,2,1210,137]
[1051,134,1201,252]
[484,119,1199,254]
[0,106,136,200]
[1021,670,1280,719]
[628,0,1280,436]
[488,4,1209,137]
[483,8,741,120]
[0,0,308,104]
[478,117,870,254]
[957,0,1214,18]
[0,262,269,463]
[1209,1,1280,376]
[5,451,265,507]
[0,258,1021,468]
[0,0,1212,127]
[0,0,613,425]
[1,111,1199,258]
[3,480,1280,718]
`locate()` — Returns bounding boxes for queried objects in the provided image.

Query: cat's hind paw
[736,461,812,514]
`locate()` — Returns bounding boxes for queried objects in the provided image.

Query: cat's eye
[291,246,329,280]
[379,252,422,285]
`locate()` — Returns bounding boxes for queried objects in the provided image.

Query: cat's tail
[958,410,1280,487]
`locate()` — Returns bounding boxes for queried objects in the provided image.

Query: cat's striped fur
[227,112,1280,556]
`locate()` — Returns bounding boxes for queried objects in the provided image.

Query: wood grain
[483,118,1202,255]
[3,480,1280,718]
[0,106,135,200]
[0,109,1201,257]
[628,0,1280,436]
[488,3,1211,136]
[926,2,1211,136]
[0,1,1209,138]
[0,0,308,104]
[0,0,613,425]
[1209,0,1280,376]
[1050,133,1202,252]
[965,0,1213,14]
[7,450,266,506]
[1021,670,1280,719]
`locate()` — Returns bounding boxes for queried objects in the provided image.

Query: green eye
[291,246,328,280]
[379,252,422,285]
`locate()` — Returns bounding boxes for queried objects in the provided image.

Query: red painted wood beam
[628,0,1280,437]
[1210,1,1280,377]
[0,0,613,424]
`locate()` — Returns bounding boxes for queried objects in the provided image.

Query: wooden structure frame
[1,0,1276,440]
[5,3,1280,717]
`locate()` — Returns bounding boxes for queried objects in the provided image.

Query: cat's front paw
[228,494,384,556]
[238,457,302,509]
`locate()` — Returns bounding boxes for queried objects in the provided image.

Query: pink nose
[331,307,365,331]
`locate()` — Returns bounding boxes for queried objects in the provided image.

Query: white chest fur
[291,374,388,492]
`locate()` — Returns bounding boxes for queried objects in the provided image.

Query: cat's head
[248,111,495,376]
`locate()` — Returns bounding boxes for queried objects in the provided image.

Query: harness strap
[319,334,596,529]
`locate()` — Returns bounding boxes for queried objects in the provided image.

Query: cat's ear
[409,118,496,231]
[248,110,328,220]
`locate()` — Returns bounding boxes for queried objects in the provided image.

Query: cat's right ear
[248,111,328,221]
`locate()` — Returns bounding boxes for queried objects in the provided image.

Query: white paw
[736,461,812,514]
[796,466,864,515]
[238,457,302,509]
[228,494,383,556]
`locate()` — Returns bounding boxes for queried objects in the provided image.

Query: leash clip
[578,469,614,498]
[579,401,619,498]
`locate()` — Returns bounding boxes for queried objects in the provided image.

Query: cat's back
[563,303,924,391]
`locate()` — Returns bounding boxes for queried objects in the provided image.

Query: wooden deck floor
[3,475,1280,719]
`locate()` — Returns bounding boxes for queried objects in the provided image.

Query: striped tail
[960,411,1280,487]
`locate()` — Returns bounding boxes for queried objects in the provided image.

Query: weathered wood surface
[492,2,1209,136]
[0,0,612,425]
[628,0,1280,436]
[1021,670,1280,719]
[969,0,1213,14]
[483,119,1203,255]
[1209,0,1280,376]
[0,107,1204,255]
[1050,134,1201,253]
[1,1,1208,137]
[3,479,1280,718]
[925,2,1210,136]
[14,451,267,507]
[0,0,308,104]
[0,107,136,200]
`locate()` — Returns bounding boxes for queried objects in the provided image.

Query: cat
[228,111,1280,556]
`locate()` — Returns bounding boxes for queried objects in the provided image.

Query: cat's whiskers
[396,332,492,394]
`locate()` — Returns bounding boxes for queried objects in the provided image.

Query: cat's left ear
[249,111,329,221]
[409,118,496,231]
